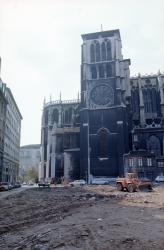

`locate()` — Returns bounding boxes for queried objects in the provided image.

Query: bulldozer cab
[127,173,137,179]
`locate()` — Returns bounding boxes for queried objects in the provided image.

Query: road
[0,185,36,199]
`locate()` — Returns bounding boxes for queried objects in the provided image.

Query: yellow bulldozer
[116,173,153,192]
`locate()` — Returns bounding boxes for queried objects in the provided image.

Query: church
[39,29,164,183]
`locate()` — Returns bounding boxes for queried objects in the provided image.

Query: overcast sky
[0,0,164,146]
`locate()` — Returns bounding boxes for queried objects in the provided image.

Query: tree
[27,167,38,183]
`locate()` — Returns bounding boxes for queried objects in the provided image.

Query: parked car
[0,182,10,191]
[69,179,86,187]
[91,179,109,185]
[38,181,50,188]
[14,182,21,188]
[155,176,164,183]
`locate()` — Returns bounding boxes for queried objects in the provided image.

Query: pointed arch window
[52,109,59,124]
[64,110,69,124]
[101,42,106,61]
[142,88,152,113]
[64,108,72,124]
[68,107,72,123]
[142,89,147,112]
[91,66,97,79]
[99,64,105,78]
[142,88,159,113]
[107,41,112,60]
[131,88,140,113]
[147,89,152,112]
[151,88,158,112]
[95,42,100,62]
[106,63,112,77]
[90,44,95,62]
[45,110,49,125]
[147,135,161,156]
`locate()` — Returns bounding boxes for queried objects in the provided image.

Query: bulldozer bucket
[138,183,153,192]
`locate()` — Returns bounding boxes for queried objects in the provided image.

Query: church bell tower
[80,30,131,181]
[81,29,131,108]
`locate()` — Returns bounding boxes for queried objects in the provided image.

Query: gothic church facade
[40,29,164,182]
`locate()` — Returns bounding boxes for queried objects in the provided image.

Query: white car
[155,176,164,183]
[91,179,109,185]
[0,182,10,191]
[69,179,86,187]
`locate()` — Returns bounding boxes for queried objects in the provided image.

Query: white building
[2,87,22,183]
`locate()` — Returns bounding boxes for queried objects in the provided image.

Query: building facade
[40,29,164,182]
[20,144,41,180]
[40,99,80,182]
[2,87,22,183]
[0,79,7,182]
[124,73,164,179]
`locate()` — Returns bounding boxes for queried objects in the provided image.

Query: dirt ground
[0,184,164,250]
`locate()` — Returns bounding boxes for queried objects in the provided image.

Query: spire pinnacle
[50,94,52,102]
[43,97,46,106]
